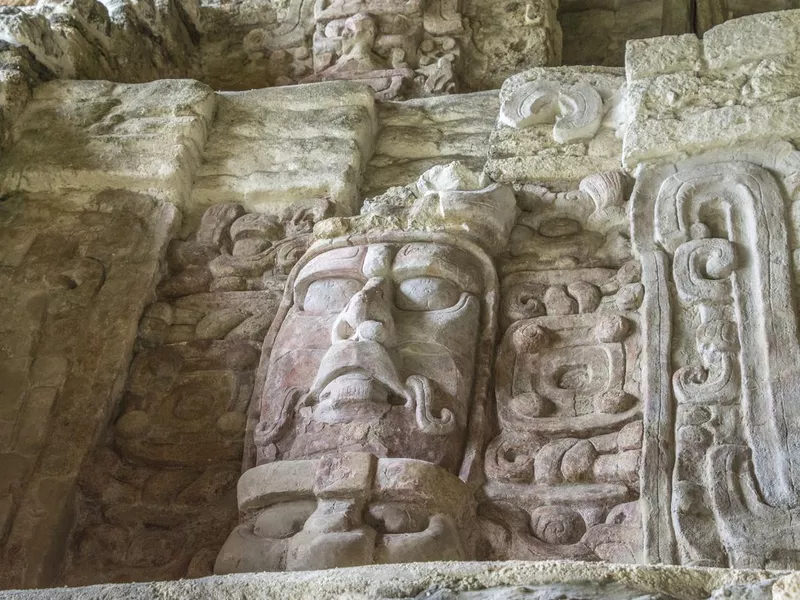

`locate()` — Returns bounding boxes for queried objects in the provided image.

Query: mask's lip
[318,370,390,407]
[310,341,408,400]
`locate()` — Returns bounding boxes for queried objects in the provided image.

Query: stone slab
[624,9,800,167]
[0,560,792,599]
[487,66,626,188]
[0,79,215,206]
[363,90,499,197]
[191,82,376,219]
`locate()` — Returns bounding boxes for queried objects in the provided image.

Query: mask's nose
[331,277,395,346]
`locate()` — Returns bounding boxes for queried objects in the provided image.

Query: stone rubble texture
[5,1,800,599]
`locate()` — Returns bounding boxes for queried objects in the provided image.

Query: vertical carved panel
[633,148,800,569]
[481,171,644,563]
[63,204,311,584]
[0,191,178,589]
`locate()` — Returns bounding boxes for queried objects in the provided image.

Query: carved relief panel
[63,203,313,584]
[216,235,499,572]
[481,170,644,564]
[632,144,800,569]
[0,191,183,590]
[306,0,467,98]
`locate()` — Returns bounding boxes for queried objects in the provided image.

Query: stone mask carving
[254,240,485,474]
[215,163,516,574]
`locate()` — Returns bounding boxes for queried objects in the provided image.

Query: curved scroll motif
[655,161,800,509]
[672,239,737,303]
[673,352,738,405]
[406,375,456,435]
[253,387,308,447]
[707,445,800,568]
[484,433,537,483]
[674,316,739,405]
[479,501,596,561]
[499,80,603,143]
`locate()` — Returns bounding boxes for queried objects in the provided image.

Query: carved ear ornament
[499,79,603,143]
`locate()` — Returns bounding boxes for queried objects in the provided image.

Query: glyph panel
[479,170,643,564]
[632,146,800,568]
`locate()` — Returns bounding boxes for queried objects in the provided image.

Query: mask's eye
[396,277,461,311]
[303,278,363,314]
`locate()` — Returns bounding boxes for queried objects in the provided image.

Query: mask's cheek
[263,312,337,403]
[393,296,482,424]
[272,310,337,351]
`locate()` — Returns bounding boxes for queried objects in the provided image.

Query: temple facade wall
[3,3,800,597]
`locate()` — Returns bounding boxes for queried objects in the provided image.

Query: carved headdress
[315,161,518,255]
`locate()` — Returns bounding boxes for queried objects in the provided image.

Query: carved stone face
[255,242,484,473]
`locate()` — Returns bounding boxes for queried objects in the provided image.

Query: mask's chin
[312,372,395,424]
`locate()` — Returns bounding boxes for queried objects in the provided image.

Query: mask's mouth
[309,341,408,424]
[306,341,456,435]
[311,341,407,397]
[314,372,402,423]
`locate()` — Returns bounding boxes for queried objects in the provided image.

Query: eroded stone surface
[363,91,499,198]
[488,66,626,188]
[624,10,800,168]
[61,203,313,584]
[5,4,800,594]
[0,0,200,81]
[191,82,376,220]
[0,79,215,206]
[0,192,178,589]
[0,561,791,599]
[0,0,560,98]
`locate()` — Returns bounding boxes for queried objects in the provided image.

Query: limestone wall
[4,3,800,597]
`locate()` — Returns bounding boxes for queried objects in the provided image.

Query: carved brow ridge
[294,244,482,302]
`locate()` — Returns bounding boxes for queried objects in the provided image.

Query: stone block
[0,80,215,205]
[487,66,626,188]
[314,454,376,499]
[625,34,701,82]
[623,9,800,167]
[191,82,376,219]
[362,90,499,197]
[238,461,316,512]
[0,44,48,152]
